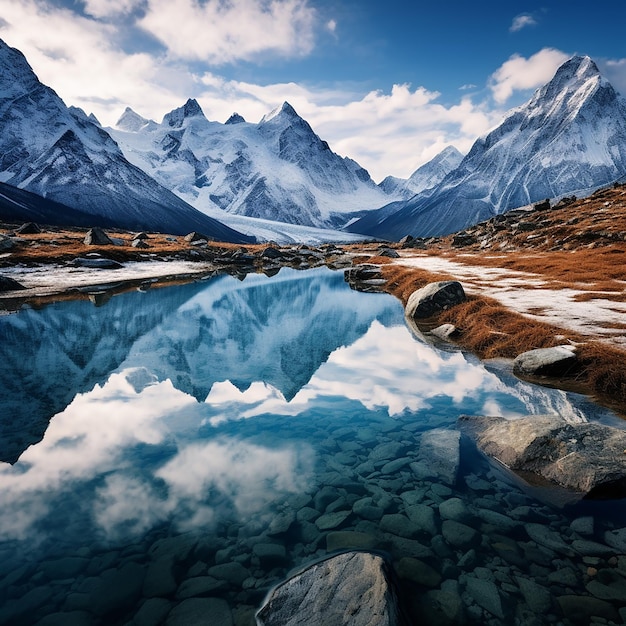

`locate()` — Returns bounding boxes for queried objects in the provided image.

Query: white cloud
[599,57,626,98]
[82,0,141,18]
[192,78,500,180]
[489,48,570,104]
[326,18,337,33]
[0,0,189,122]
[138,0,317,63]
[510,13,537,32]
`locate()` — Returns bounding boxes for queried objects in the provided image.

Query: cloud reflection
[204,321,505,420]
[0,369,315,542]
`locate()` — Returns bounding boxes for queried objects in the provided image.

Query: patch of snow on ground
[0,261,214,298]
[396,254,626,346]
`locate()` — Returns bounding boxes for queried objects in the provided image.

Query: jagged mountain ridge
[379,146,464,200]
[0,39,252,241]
[349,55,626,240]
[109,100,395,229]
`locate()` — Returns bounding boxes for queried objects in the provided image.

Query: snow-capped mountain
[379,146,464,199]
[0,39,252,241]
[109,100,395,229]
[350,55,626,240]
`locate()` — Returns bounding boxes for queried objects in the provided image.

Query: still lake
[0,266,625,625]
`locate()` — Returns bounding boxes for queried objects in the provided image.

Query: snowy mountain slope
[379,146,464,199]
[109,100,396,229]
[0,280,205,464]
[349,56,626,240]
[0,39,252,241]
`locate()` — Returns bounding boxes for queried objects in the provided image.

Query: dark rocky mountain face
[0,39,252,241]
[349,56,626,241]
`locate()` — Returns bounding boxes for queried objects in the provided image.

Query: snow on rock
[351,55,626,240]
[108,99,396,230]
[379,146,464,200]
[0,38,252,242]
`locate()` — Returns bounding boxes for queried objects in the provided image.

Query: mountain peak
[115,107,150,132]
[260,101,300,124]
[225,112,246,125]
[163,98,206,128]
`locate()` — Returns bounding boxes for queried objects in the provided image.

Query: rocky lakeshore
[2,218,626,625]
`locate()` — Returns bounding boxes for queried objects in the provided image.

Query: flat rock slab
[73,257,124,269]
[256,551,406,626]
[513,345,578,377]
[405,281,466,319]
[459,414,626,498]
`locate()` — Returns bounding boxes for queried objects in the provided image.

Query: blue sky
[1,0,625,180]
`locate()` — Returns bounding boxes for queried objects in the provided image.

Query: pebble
[165,598,233,626]
[314,510,351,530]
[464,576,505,619]
[441,520,480,549]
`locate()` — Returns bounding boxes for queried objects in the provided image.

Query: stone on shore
[0,275,26,291]
[256,551,406,626]
[405,281,466,319]
[513,345,578,377]
[84,228,113,246]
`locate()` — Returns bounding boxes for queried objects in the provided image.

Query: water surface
[0,267,624,625]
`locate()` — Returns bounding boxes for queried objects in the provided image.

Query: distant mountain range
[1,37,625,242]
[349,56,626,239]
[0,39,252,242]
[108,99,392,230]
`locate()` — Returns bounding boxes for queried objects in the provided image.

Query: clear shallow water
[0,267,625,625]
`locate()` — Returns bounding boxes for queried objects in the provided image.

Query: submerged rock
[459,414,626,498]
[405,281,466,320]
[256,551,407,626]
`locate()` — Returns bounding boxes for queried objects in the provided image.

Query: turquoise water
[0,267,625,625]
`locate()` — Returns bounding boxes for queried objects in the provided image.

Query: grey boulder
[513,345,578,377]
[84,227,113,245]
[256,551,407,626]
[459,414,626,498]
[405,281,466,319]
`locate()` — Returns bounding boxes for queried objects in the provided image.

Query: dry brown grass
[572,292,626,303]
[0,227,263,266]
[380,263,626,413]
[443,246,626,291]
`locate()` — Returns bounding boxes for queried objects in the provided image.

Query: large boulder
[84,228,113,245]
[256,551,407,626]
[513,345,578,377]
[405,281,466,319]
[459,414,626,498]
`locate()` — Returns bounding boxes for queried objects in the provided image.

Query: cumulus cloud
[489,48,570,104]
[138,0,317,63]
[0,0,190,121]
[191,77,500,180]
[509,13,537,32]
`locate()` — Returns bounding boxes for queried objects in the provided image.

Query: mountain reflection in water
[0,266,619,626]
